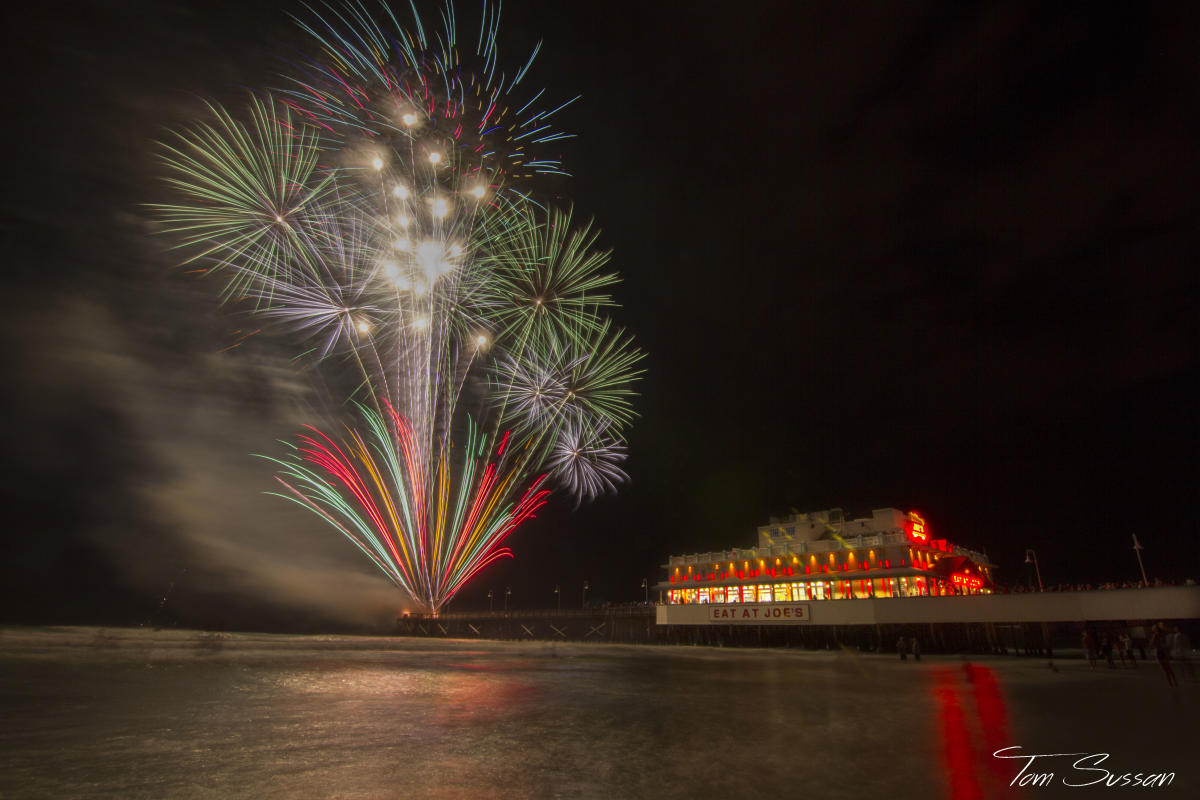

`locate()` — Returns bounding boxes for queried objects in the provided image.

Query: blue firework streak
[279,0,578,188]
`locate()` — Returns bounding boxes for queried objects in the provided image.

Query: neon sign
[907,511,929,543]
[952,573,983,590]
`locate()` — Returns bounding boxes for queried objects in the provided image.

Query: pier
[396,585,1200,654]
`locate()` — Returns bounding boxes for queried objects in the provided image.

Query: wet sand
[1,627,1194,798]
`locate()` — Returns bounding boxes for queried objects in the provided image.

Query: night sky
[3,1,1196,631]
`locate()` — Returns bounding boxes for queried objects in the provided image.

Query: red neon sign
[907,511,929,543]
[951,573,983,590]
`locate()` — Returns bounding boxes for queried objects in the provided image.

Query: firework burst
[265,403,550,609]
[546,422,628,506]
[157,1,642,613]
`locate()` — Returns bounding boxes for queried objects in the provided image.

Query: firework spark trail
[265,404,550,609]
[158,1,643,612]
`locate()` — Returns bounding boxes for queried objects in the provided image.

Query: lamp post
[504,586,511,612]
[1024,549,1043,592]
[554,584,561,612]
[641,578,648,605]
[1132,534,1149,587]
[487,589,493,613]
[582,581,589,608]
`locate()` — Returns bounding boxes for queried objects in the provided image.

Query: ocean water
[0,627,1194,799]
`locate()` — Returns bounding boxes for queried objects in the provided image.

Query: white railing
[666,532,989,568]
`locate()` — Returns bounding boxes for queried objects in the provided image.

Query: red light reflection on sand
[438,669,537,724]
[933,667,983,800]
[931,663,1013,800]
[965,662,1012,785]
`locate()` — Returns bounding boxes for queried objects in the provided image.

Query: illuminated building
[659,508,994,604]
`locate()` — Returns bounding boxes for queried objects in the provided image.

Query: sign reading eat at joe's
[708,604,812,624]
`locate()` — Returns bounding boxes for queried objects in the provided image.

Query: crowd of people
[1081,623,1194,687]
[998,577,1194,593]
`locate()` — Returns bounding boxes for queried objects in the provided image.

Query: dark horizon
[2,0,1196,633]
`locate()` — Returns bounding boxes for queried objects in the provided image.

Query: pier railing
[394,586,1199,656]
[406,605,655,621]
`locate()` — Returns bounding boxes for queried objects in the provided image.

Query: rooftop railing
[666,532,990,568]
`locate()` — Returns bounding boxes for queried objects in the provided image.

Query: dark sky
[2,1,1196,630]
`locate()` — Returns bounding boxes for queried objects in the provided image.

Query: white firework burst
[546,422,628,504]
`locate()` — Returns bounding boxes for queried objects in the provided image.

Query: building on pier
[657,508,994,605]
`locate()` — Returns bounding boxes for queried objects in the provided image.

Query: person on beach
[1150,623,1177,687]
[1100,632,1116,669]
[1170,625,1194,683]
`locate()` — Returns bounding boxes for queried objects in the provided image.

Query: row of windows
[666,576,991,604]
[670,548,962,583]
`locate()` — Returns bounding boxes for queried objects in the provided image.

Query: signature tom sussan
[994,747,1176,789]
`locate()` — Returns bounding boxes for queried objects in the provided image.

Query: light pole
[641,578,648,605]
[1132,534,1149,587]
[487,589,493,613]
[505,586,511,612]
[582,581,589,608]
[1024,549,1043,592]
[554,584,561,612]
